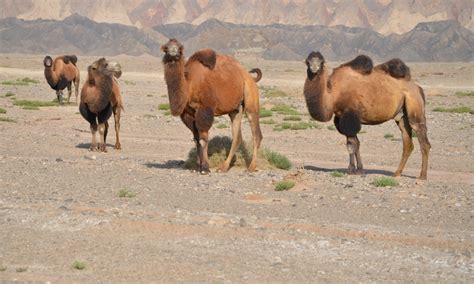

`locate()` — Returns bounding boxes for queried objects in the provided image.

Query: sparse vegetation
[270,104,300,115]
[259,108,273,118]
[283,115,302,121]
[163,110,171,116]
[72,261,86,270]
[384,133,394,139]
[359,130,367,134]
[158,103,170,110]
[327,125,336,131]
[215,123,228,129]
[5,92,15,97]
[118,189,136,198]
[0,265,6,272]
[1,77,39,86]
[147,94,154,97]
[455,91,474,97]
[124,80,136,85]
[0,107,6,114]
[331,171,345,177]
[260,86,288,98]
[0,117,16,123]
[432,106,474,114]
[275,180,295,191]
[13,100,57,108]
[260,119,276,125]
[273,121,322,131]
[371,177,399,187]
[412,131,417,138]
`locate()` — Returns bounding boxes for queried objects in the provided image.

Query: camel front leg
[346,136,357,174]
[196,107,214,174]
[394,117,414,177]
[90,123,98,151]
[219,109,243,173]
[56,90,63,105]
[413,123,431,180]
[181,113,201,170]
[113,106,122,150]
[74,78,80,105]
[98,123,107,152]
[246,112,262,172]
[353,135,364,174]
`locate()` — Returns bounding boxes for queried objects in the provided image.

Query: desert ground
[0,54,473,282]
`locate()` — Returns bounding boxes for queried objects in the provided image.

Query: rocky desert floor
[0,54,473,282]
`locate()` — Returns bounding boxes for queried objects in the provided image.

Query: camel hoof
[356,169,365,175]
[89,146,98,152]
[217,165,229,173]
[114,143,122,150]
[347,167,356,175]
[393,171,402,177]
[200,169,210,175]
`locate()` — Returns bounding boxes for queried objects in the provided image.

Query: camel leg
[98,123,107,152]
[195,107,214,174]
[412,123,431,180]
[56,90,63,105]
[104,121,109,146]
[113,106,122,150]
[74,78,80,105]
[246,112,262,172]
[66,82,72,104]
[219,109,244,172]
[90,123,98,151]
[394,116,414,177]
[346,136,359,174]
[354,135,364,174]
[181,113,201,170]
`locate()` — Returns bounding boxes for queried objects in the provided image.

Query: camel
[304,51,431,180]
[161,38,263,174]
[43,55,80,105]
[79,58,123,152]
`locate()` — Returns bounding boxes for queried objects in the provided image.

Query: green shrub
[327,125,336,131]
[13,100,56,108]
[0,107,6,114]
[0,117,16,123]
[331,171,344,177]
[275,180,295,191]
[215,123,228,129]
[260,86,288,98]
[158,103,170,110]
[455,91,474,97]
[384,133,394,139]
[261,148,292,170]
[261,119,276,125]
[283,116,302,121]
[5,92,15,97]
[1,77,38,85]
[259,108,273,118]
[432,106,474,114]
[371,177,399,187]
[72,261,86,270]
[118,189,136,198]
[271,104,300,115]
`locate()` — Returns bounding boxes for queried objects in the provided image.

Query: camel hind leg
[218,108,244,172]
[335,111,363,174]
[195,107,214,174]
[66,82,72,104]
[74,77,80,105]
[113,106,122,150]
[405,88,431,179]
[181,112,201,170]
[243,79,262,172]
[393,115,414,177]
[97,103,113,152]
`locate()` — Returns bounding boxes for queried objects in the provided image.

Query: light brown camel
[43,55,80,105]
[304,52,431,179]
[79,58,123,152]
[161,38,263,174]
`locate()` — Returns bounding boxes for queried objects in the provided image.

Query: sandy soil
[0,54,473,282]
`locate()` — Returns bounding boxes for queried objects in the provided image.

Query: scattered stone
[84,155,96,160]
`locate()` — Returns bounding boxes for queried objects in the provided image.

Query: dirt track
[0,54,473,282]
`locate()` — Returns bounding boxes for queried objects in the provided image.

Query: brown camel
[161,38,263,174]
[79,58,123,152]
[43,55,80,105]
[304,52,431,179]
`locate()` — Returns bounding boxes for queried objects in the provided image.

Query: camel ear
[161,45,167,53]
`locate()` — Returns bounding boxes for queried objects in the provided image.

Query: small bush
[283,116,302,121]
[275,180,295,191]
[432,106,474,114]
[261,119,276,125]
[0,107,6,114]
[118,189,136,198]
[260,86,288,98]
[0,117,16,123]
[327,125,336,131]
[371,177,399,187]
[456,91,474,97]
[2,77,38,85]
[271,104,300,115]
[22,106,40,110]
[261,148,292,170]
[259,108,273,118]
[164,110,171,116]
[384,133,394,139]
[274,121,321,131]
[5,92,15,97]
[331,171,345,177]
[13,100,57,108]
[72,261,86,270]
[158,103,170,110]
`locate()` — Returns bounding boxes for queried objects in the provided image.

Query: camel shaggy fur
[161,38,263,173]
[43,55,80,104]
[79,58,123,152]
[304,52,431,180]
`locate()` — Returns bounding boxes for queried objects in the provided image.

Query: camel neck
[44,67,59,89]
[163,58,188,116]
[303,67,334,122]
[94,74,114,112]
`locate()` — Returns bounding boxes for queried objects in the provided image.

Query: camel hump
[342,55,373,75]
[188,49,217,70]
[249,68,262,82]
[62,55,78,65]
[376,58,411,80]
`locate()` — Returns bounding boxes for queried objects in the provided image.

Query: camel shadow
[304,165,399,177]
[144,160,186,169]
[76,143,115,149]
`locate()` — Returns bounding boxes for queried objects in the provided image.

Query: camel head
[43,56,53,68]
[305,51,325,75]
[161,38,184,62]
[89,58,121,78]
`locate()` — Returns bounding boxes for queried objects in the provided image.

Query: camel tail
[249,68,262,82]
[418,86,426,104]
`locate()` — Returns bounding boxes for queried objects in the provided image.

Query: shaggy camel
[79,58,123,152]
[43,55,80,105]
[161,38,263,174]
[304,52,431,179]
